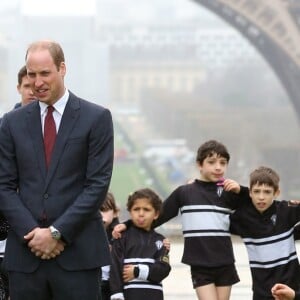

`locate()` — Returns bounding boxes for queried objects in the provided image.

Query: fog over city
[0,0,300,202]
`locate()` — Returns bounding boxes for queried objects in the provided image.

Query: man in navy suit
[0,40,114,299]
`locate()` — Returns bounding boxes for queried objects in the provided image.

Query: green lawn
[109,160,153,207]
[110,120,170,211]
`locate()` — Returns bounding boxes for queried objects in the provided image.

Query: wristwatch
[133,265,140,278]
[49,226,61,240]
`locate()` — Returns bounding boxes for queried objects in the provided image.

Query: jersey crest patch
[270,214,277,225]
[217,186,223,197]
[216,178,224,197]
[155,240,163,250]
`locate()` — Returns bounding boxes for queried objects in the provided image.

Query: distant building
[96,23,261,108]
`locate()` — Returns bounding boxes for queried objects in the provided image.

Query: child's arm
[122,264,135,282]
[294,222,300,241]
[222,178,251,196]
[163,238,170,251]
[113,187,182,239]
[147,246,171,282]
[223,179,241,193]
[112,222,128,239]
[223,179,249,196]
[123,246,171,284]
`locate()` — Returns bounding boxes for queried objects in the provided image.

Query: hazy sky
[21,0,97,16]
[0,0,224,26]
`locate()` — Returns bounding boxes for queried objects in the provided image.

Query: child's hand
[123,264,135,282]
[163,238,171,251]
[112,223,127,239]
[271,283,295,300]
[288,200,300,206]
[223,179,241,194]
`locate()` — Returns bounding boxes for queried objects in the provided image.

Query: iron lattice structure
[193,0,300,120]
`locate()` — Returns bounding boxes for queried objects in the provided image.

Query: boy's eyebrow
[250,184,275,190]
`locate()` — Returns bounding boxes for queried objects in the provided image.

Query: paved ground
[163,236,253,300]
[164,237,300,299]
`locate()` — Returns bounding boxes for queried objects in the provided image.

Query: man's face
[249,183,279,213]
[26,49,66,105]
[17,75,37,106]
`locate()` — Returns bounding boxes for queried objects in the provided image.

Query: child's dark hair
[18,65,27,85]
[249,166,280,192]
[100,191,119,213]
[196,140,230,164]
[127,188,162,215]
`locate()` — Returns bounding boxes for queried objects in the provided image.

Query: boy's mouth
[256,202,266,209]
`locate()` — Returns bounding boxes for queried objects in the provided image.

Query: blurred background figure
[99,191,120,300]
[15,65,37,108]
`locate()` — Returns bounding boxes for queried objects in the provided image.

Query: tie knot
[47,106,54,114]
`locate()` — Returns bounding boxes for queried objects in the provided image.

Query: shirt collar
[39,89,69,116]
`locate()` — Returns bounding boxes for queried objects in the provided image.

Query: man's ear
[275,189,280,198]
[59,62,66,77]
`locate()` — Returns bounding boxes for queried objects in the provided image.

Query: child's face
[129,198,159,231]
[198,153,228,182]
[249,183,279,213]
[101,209,117,229]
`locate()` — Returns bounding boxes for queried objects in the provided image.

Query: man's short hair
[25,40,65,71]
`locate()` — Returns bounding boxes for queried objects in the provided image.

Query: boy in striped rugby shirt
[230,166,300,300]
[113,140,247,300]
[109,188,171,300]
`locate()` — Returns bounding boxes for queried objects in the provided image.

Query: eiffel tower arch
[193,0,300,120]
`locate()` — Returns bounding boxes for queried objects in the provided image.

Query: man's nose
[34,76,43,87]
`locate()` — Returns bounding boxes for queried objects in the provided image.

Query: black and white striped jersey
[110,225,171,300]
[230,197,300,299]
[155,179,244,267]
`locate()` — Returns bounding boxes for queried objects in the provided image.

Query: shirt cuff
[137,264,149,280]
[110,292,124,300]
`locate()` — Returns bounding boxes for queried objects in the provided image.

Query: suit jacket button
[44,193,49,199]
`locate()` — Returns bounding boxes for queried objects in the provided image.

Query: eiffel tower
[194,0,300,120]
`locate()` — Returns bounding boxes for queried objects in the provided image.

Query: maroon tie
[44,106,56,167]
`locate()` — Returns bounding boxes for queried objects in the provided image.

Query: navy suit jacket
[0,91,114,272]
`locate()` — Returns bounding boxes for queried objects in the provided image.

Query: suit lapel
[45,94,80,188]
[26,102,47,180]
